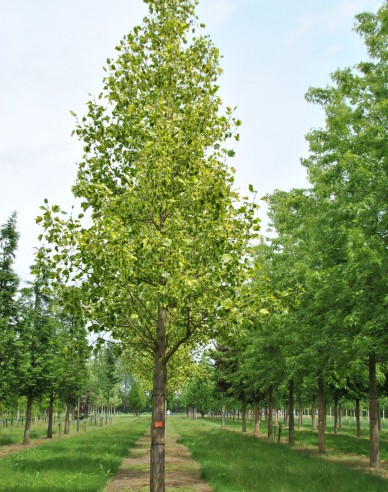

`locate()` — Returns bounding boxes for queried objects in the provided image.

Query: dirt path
[105,426,213,492]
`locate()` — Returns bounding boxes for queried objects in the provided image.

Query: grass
[172,417,388,492]
[204,416,388,461]
[0,416,150,491]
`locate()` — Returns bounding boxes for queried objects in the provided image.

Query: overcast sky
[0,0,382,281]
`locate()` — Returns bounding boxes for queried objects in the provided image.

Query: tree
[302,1,388,467]
[0,212,20,404]
[128,379,146,416]
[39,0,256,489]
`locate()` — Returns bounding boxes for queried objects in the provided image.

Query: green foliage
[128,379,146,415]
[0,212,20,402]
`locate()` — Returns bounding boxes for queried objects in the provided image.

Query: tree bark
[64,400,71,435]
[47,391,54,438]
[333,393,339,435]
[267,386,273,439]
[241,402,247,432]
[150,306,168,492]
[318,374,325,453]
[253,403,260,435]
[355,398,361,438]
[369,352,380,468]
[23,391,33,445]
[288,379,295,446]
[298,397,303,428]
[312,396,317,431]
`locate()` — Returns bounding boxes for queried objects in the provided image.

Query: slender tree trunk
[288,379,295,446]
[355,398,361,438]
[221,400,225,428]
[253,403,260,435]
[47,391,54,438]
[333,394,339,435]
[241,402,247,433]
[338,404,342,431]
[312,396,317,431]
[369,353,380,468]
[23,392,33,445]
[267,386,273,439]
[318,374,325,453]
[64,400,71,435]
[298,397,303,428]
[150,306,168,492]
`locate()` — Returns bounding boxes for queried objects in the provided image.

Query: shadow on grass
[0,417,150,492]
[172,418,388,492]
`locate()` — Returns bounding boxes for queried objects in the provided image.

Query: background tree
[0,212,20,405]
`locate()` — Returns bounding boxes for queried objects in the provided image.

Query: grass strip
[173,417,387,492]
[205,417,388,461]
[0,416,150,491]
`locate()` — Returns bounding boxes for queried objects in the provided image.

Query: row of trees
[0,214,146,441]
[180,0,387,470]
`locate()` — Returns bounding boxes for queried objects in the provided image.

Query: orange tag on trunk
[154,421,164,428]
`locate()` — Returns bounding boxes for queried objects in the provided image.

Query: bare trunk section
[288,379,295,446]
[333,393,339,435]
[23,392,33,445]
[64,401,71,435]
[267,386,273,439]
[253,403,260,435]
[369,353,380,468]
[318,374,325,453]
[312,396,317,431]
[298,397,303,428]
[355,398,361,438]
[150,307,168,492]
[241,403,247,432]
[47,391,54,438]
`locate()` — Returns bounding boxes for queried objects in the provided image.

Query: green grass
[0,416,150,491]
[205,416,388,461]
[172,417,388,492]
[0,420,54,446]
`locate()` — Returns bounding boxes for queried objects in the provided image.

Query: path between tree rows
[105,426,213,492]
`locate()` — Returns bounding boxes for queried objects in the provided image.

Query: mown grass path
[174,417,388,492]
[0,416,149,491]
[105,419,213,492]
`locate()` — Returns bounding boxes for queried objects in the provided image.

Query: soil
[105,426,213,492]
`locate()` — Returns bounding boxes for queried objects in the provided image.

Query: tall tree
[39,0,256,488]
[303,1,388,468]
[0,212,20,404]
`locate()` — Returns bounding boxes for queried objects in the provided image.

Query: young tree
[39,0,256,489]
[0,212,20,404]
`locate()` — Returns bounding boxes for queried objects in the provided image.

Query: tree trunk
[333,393,338,435]
[298,397,303,428]
[23,391,33,445]
[47,391,54,438]
[253,403,260,435]
[312,396,317,431]
[318,374,325,453]
[150,306,168,492]
[64,401,71,435]
[241,402,247,433]
[267,386,273,439]
[338,404,342,431]
[355,398,361,438]
[288,379,295,446]
[369,352,380,468]
[221,401,225,428]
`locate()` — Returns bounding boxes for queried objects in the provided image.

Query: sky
[0,0,382,281]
